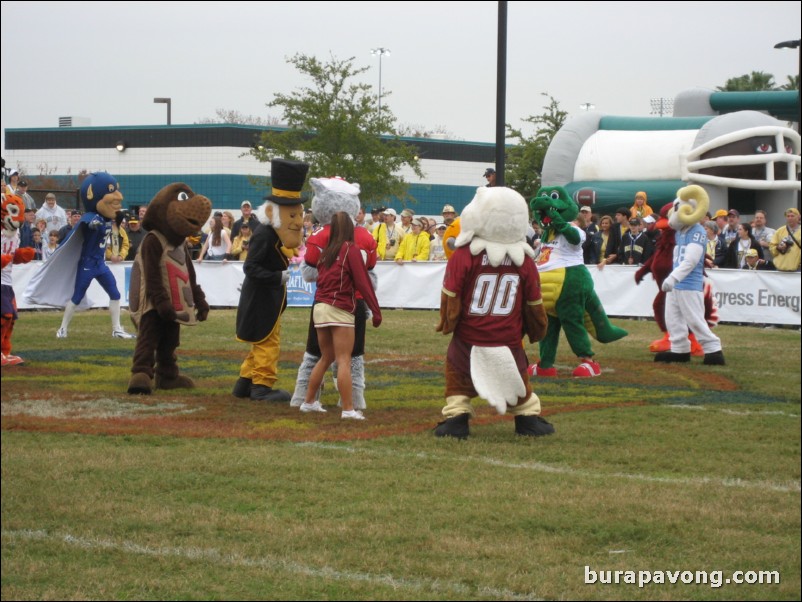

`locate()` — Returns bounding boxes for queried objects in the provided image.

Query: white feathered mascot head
[455,186,535,266]
[310,177,361,225]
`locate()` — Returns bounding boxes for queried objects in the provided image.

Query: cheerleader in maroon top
[299,213,382,420]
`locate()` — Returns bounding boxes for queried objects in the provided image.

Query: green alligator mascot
[529,186,627,377]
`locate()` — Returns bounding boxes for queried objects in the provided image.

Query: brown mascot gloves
[156,299,178,322]
[436,291,461,334]
[195,298,210,322]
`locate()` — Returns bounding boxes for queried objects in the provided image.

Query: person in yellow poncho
[629,191,654,220]
[372,208,404,260]
[394,218,430,263]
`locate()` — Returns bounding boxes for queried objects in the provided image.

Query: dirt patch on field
[0,353,753,442]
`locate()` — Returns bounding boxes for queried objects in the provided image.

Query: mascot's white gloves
[365,270,378,321]
[301,263,319,283]
[281,270,290,285]
[663,242,704,292]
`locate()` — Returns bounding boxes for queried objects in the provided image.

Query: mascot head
[257,158,309,249]
[2,194,25,235]
[455,186,534,267]
[530,186,579,232]
[310,177,360,225]
[655,201,673,231]
[80,172,123,218]
[142,183,212,246]
[667,185,709,231]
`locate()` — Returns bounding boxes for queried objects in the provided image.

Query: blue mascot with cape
[25,172,136,339]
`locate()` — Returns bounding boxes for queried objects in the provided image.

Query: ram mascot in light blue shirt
[654,185,725,365]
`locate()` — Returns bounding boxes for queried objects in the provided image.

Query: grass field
[2,307,800,600]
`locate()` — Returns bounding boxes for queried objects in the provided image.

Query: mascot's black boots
[232,377,252,398]
[654,351,691,363]
[434,413,470,439]
[155,373,195,390]
[703,350,726,365]
[250,384,291,402]
[515,415,555,437]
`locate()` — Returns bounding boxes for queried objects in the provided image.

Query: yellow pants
[240,320,282,387]
[442,392,542,419]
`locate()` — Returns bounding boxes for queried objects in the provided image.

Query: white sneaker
[299,400,327,413]
[341,409,365,420]
[112,329,136,340]
[56,328,68,339]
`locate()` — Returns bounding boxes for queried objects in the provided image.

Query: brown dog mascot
[127,183,212,394]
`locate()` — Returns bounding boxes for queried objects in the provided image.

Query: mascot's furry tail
[470,346,527,415]
[583,290,628,343]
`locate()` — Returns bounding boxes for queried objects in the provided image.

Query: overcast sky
[2,1,800,155]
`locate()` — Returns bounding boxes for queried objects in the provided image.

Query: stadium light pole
[494,1,508,186]
[650,98,674,117]
[774,38,801,132]
[154,97,172,125]
[371,48,391,120]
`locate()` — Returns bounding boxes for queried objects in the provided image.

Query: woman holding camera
[230,222,252,261]
[372,208,404,260]
[105,210,130,263]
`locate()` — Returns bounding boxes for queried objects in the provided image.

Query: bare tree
[196,109,282,126]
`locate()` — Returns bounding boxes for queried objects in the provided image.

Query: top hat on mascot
[264,159,309,206]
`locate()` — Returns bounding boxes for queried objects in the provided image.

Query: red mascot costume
[2,194,36,366]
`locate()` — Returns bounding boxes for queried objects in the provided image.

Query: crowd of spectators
[578,193,800,273]
[4,175,800,276]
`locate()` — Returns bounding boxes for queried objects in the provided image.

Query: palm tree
[716,71,779,91]
[781,74,800,91]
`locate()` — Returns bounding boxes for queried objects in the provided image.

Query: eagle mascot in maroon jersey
[433,186,554,439]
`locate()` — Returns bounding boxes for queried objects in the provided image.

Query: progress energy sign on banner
[589,266,801,325]
[710,272,800,315]
[12,262,801,326]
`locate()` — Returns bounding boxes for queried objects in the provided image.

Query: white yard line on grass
[664,405,800,418]
[2,529,542,601]
[297,442,801,494]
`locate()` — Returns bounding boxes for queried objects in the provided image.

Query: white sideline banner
[12,261,801,326]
